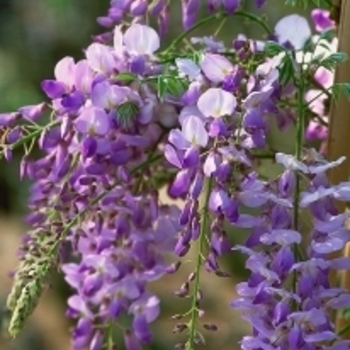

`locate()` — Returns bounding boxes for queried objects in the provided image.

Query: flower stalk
[186,176,213,350]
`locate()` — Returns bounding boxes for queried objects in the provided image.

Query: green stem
[311,77,332,99]
[303,87,331,109]
[293,78,305,223]
[161,10,271,55]
[0,120,60,157]
[337,322,350,337]
[186,177,213,350]
[322,0,334,9]
[292,75,306,298]
[329,321,350,346]
[214,17,227,37]
[107,322,114,350]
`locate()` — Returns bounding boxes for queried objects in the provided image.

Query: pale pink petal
[124,24,160,55]
[54,56,75,88]
[275,14,311,50]
[197,88,236,118]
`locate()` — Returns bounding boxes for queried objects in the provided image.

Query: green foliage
[319,52,348,71]
[156,75,186,99]
[343,307,350,320]
[284,0,330,8]
[331,83,350,101]
[279,54,297,85]
[114,72,137,84]
[265,41,285,57]
[264,41,297,85]
[116,101,140,128]
[318,27,336,42]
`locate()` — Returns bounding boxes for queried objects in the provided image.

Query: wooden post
[327,0,350,338]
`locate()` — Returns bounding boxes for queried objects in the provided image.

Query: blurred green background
[0,1,311,350]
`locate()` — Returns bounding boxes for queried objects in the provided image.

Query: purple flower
[55,56,76,89]
[129,293,160,323]
[74,60,94,94]
[311,9,335,32]
[149,0,166,16]
[75,106,111,136]
[123,23,160,55]
[130,0,148,16]
[178,105,204,125]
[275,14,311,50]
[254,0,267,8]
[19,103,47,121]
[221,0,240,14]
[0,112,19,127]
[85,43,115,74]
[197,88,237,118]
[260,229,301,246]
[124,330,142,350]
[243,85,274,109]
[175,58,201,80]
[41,80,66,99]
[91,81,129,109]
[200,53,233,83]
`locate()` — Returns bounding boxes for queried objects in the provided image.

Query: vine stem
[161,10,271,55]
[292,71,305,300]
[0,119,60,158]
[186,177,213,350]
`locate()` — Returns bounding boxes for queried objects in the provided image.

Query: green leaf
[303,37,315,53]
[114,72,137,83]
[318,27,336,42]
[342,307,350,320]
[279,54,295,85]
[156,75,186,99]
[115,102,140,128]
[157,76,168,98]
[319,52,348,71]
[166,77,186,97]
[331,83,350,101]
[265,41,285,57]
[285,0,324,7]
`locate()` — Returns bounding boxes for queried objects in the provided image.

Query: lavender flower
[232,153,350,350]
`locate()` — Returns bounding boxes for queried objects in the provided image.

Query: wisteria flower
[175,58,201,80]
[311,8,335,32]
[75,106,111,136]
[197,88,237,118]
[275,14,311,50]
[85,43,116,74]
[120,23,160,56]
[200,53,234,83]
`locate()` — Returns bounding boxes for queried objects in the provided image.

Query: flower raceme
[1,2,350,350]
[233,153,350,350]
[94,0,269,40]
[3,22,181,349]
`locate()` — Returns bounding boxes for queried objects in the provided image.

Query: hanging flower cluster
[1,1,350,350]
